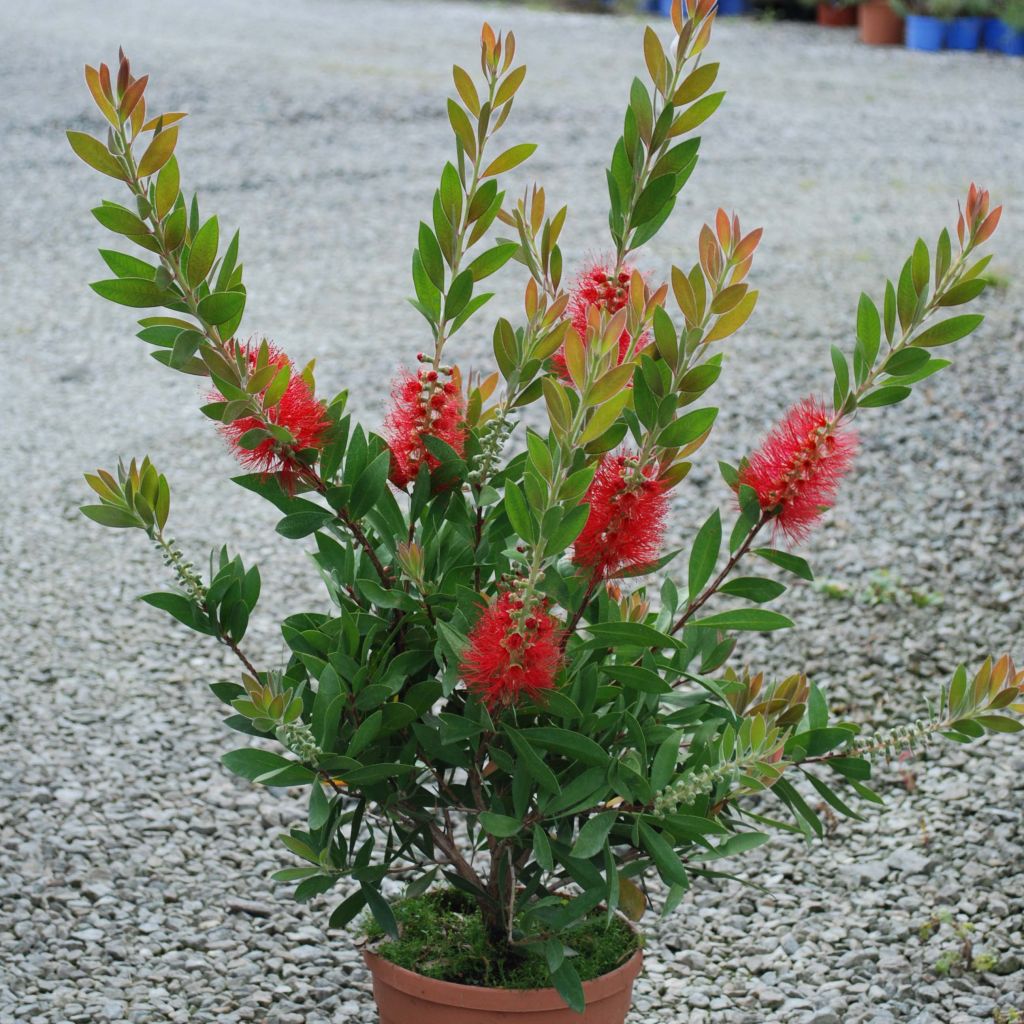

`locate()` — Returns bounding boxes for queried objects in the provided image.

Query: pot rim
[362,946,644,1011]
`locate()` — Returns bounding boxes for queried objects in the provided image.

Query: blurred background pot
[905,12,948,46]
[817,2,859,24]
[1001,21,1024,50]
[858,0,906,42]
[946,14,984,45]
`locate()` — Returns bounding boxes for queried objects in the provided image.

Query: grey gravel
[1,1,1023,1022]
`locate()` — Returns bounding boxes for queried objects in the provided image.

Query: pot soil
[364,948,644,1024]
[858,0,905,44]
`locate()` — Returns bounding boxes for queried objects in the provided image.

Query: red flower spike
[739,398,857,543]
[460,592,562,708]
[384,368,466,488]
[216,340,330,491]
[573,453,669,579]
[552,261,648,381]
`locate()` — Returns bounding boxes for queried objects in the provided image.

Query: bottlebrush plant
[69,2,1019,1011]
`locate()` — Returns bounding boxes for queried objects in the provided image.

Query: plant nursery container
[817,2,858,25]
[981,16,1005,47]
[363,948,644,1024]
[905,13,946,49]
[858,0,905,44]
[716,0,752,14]
[946,15,983,48]
[1001,22,1024,53]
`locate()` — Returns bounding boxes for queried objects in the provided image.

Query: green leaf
[859,386,911,408]
[632,174,676,227]
[753,547,813,581]
[688,509,721,601]
[276,510,334,539]
[155,156,180,219]
[197,290,245,326]
[93,204,149,237]
[689,609,792,632]
[221,748,314,786]
[505,729,560,794]
[362,885,399,939]
[975,715,1024,734]
[187,216,219,288]
[719,577,786,603]
[329,889,367,929]
[583,621,677,649]
[657,407,717,449]
[348,450,391,519]
[418,221,445,290]
[639,822,688,886]
[80,504,139,529]
[533,824,554,871]
[545,503,591,557]
[137,126,178,177]
[521,727,609,767]
[67,130,127,180]
[139,591,216,635]
[551,961,585,1014]
[444,269,474,322]
[938,278,986,306]
[651,730,683,792]
[884,347,930,376]
[467,242,518,281]
[99,250,155,279]
[912,314,984,348]
[571,811,617,859]
[503,481,535,543]
[672,91,725,134]
[600,665,671,695]
[695,831,770,860]
[481,143,537,178]
[341,763,414,786]
[90,278,175,308]
[478,812,523,838]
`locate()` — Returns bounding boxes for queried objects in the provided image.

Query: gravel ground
[1,1,1023,1022]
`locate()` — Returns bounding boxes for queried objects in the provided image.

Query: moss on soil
[364,889,639,989]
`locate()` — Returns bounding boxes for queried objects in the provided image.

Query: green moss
[364,889,639,989]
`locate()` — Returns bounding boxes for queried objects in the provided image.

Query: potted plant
[893,0,951,47]
[857,0,907,44]
[812,0,859,26]
[66,2,1015,1020]
[945,0,990,47]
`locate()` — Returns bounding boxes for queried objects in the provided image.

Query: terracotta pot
[858,0,905,44]
[363,947,644,1024]
[817,3,857,27]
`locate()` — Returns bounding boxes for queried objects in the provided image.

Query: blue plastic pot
[905,14,946,50]
[946,15,983,49]
[982,17,1005,48]
[1002,21,1024,54]
[716,0,751,14]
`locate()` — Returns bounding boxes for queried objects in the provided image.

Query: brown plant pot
[857,0,905,44]
[363,947,644,1024]
[817,3,858,26]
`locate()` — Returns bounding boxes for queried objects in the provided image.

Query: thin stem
[560,575,600,654]
[670,514,767,637]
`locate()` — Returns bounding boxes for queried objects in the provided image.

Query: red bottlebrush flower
[217,340,331,490]
[460,591,562,709]
[739,398,857,542]
[384,368,466,488]
[552,262,648,381]
[573,454,669,579]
